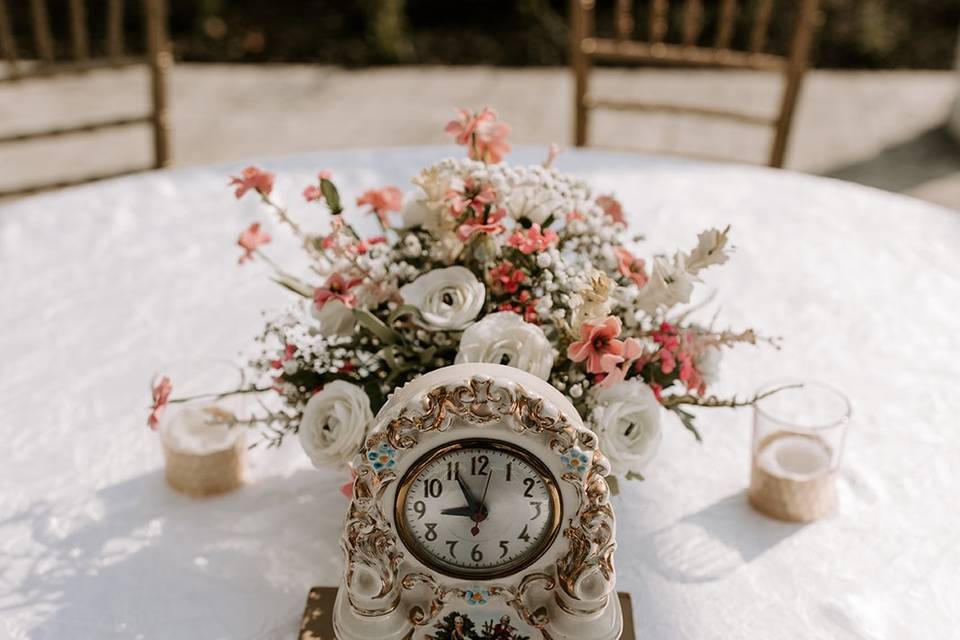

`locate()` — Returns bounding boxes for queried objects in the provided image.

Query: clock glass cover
[395,439,562,580]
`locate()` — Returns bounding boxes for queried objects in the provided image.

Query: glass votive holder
[153,359,247,497]
[748,381,851,522]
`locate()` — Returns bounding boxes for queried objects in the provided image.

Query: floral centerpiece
[149,108,775,488]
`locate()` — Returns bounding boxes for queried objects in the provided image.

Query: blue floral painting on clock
[424,611,530,640]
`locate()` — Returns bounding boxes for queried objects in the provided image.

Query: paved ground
[2,65,959,209]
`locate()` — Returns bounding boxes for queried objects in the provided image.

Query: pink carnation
[229,166,274,199]
[615,246,648,287]
[596,194,625,224]
[357,186,403,226]
[445,107,512,164]
[148,376,172,430]
[237,222,271,264]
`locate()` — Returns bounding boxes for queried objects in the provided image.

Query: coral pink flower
[229,166,274,199]
[445,107,512,164]
[313,273,363,310]
[615,247,648,287]
[148,376,172,430]
[566,210,585,222]
[457,208,507,241]
[507,224,558,254]
[596,194,625,224]
[488,261,527,294]
[237,222,272,264]
[357,186,403,226]
[447,178,496,218]
[598,337,644,388]
[567,316,625,374]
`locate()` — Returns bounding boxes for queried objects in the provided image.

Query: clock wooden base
[298,587,636,640]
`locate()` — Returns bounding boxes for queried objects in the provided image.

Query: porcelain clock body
[333,363,622,640]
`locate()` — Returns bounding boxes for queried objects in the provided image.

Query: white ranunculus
[592,380,663,475]
[635,254,696,314]
[400,266,485,330]
[455,312,555,379]
[298,380,372,467]
[311,299,356,337]
[506,186,559,225]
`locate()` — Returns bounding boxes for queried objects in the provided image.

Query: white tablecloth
[1,148,958,640]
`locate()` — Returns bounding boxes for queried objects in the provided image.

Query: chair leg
[146,0,171,168]
[570,0,592,147]
[769,0,819,168]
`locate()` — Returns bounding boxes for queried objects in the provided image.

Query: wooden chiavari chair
[570,0,821,168]
[0,0,171,197]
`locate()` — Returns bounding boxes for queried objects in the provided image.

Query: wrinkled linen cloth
[1,147,958,639]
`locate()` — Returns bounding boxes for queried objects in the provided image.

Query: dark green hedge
[5,1,960,69]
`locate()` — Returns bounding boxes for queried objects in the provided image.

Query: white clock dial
[395,439,562,579]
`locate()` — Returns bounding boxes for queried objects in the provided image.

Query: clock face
[394,439,562,580]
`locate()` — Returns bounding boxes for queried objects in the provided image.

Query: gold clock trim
[394,438,563,581]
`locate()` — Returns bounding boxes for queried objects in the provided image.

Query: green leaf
[377,346,403,372]
[354,309,398,344]
[417,346,437,365]
[672,407,703,442]
[387,304,422,325]
[271,274,314,298]
[320,178,342,214]
[625,470,646,482]
[541,213,556,229]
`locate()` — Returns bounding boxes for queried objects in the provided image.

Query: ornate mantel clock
[334,363,622,640]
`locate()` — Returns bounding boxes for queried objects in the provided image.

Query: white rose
[455,312,555,379]
[592,380,662,475]
[298,380,372,467]
[400,266,485,330]
[311,299,356,337]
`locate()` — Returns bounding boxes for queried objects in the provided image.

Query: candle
[748,432,837,522]
[161,405,241,455]
[159,404,245,497]
[756,434,831,481]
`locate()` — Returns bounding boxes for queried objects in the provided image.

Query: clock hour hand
[455,470,480,512]
[440,506,475,518]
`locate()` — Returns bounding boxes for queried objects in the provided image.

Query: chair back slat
[749,0,774,53]
[614,0,634,41]
[30,0,55,63]
[68,0,89,61]
[0,0,18,67]
[680,0,703,46]
[649,0,668,44]
[714,0,737,49]
[107,0,124,60]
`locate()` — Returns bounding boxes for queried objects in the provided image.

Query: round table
[1,148,958,639]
